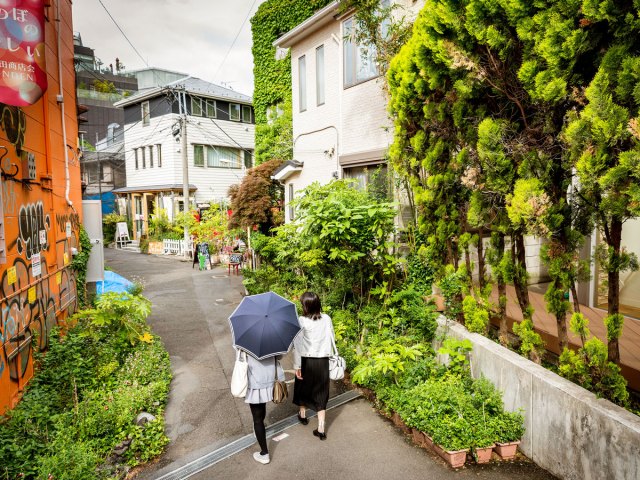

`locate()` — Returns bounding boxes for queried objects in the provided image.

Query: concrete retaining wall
[437,318,640,480]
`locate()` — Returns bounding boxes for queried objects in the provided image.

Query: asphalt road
[104,248,557,480]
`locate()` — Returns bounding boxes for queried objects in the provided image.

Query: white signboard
[32,253,41,277]
[39,229,46,245]
[65,221,72,238]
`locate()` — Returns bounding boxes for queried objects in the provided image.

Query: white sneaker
[253,452,270,464]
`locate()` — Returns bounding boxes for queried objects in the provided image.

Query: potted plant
[492,410,525,460]
[429,416,472,468]
[471,423,496,464]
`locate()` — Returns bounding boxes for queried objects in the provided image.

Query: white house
[272,1,424,225]
[114,76,255,240]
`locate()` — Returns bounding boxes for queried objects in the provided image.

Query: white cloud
[72,0,266,96]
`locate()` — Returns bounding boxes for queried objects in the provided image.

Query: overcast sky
[72,0,267,96]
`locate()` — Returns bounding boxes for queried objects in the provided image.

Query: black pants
[250,403,268,454]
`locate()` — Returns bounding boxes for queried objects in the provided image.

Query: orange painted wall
[0,0,82,414]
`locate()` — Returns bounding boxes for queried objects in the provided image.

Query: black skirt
[293,356,330,411]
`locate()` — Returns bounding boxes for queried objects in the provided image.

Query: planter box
[474,445,495,464]
[494,441,520,460]
[411,429,428,448]
[148,241,163,255]
[433,443,468,468]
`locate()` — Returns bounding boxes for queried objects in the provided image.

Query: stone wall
[438,318,640,480]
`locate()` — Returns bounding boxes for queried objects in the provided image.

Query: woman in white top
[292,291,335,440]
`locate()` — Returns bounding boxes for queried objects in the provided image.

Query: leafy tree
[254,99,293,165]
[228,159,284,233]
[93,79,117,94]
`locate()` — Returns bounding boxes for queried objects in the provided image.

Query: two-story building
[272,1,423,226]
[114,77,255,240]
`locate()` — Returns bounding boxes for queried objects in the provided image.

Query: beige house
[273,1,423,226]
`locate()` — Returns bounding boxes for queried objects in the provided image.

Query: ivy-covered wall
[250,0,332,164]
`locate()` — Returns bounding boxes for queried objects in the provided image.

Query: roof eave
[274,1,340,48]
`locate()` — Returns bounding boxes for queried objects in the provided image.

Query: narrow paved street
[105,249,557,480]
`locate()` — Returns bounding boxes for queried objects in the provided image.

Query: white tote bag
[231,349,248,398]
[328,324,345,381]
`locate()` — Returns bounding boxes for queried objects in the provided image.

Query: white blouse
[292,313,335,369]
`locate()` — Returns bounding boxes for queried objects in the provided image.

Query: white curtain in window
[207,146,240,168]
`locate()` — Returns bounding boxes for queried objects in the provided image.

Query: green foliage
[102,212,127,243]
[559,313,629,406]
[462,295,490,334]
[71,226,93,309]
[148,207,172,241]
[93,79,117,93]
[251,0,332,163]
[438,265,468,321]
[512,318,544,362]
[351,338,425,387]
[0,291,171,478]
[437,337,472,377]
[74,292,153,353]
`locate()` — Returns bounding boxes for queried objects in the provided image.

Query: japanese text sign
[0,1,47,106]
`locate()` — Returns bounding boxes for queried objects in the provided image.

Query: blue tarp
[96,270,133,295]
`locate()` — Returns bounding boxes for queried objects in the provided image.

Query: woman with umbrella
[229,292,301,464]
[292,291,335,440]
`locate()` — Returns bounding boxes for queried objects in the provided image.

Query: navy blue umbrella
[229,292,301,360]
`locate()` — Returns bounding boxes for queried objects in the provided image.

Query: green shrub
[0,292,171,478]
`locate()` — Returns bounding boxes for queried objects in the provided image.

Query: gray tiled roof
[116,76,252,107]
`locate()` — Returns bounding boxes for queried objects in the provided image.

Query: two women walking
[234,291,336,465]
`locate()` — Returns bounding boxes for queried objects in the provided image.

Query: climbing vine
[250,0,332,164]
[71,226,92,309]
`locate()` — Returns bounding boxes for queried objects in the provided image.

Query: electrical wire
[213,0,259,80]
[96,0,149,68]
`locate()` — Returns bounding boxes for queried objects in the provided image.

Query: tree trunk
[511,234,532,320]
[555,301,569,353]
[477,228,486,290]
[571,282,581,314]
[607,218,623,364]
[496,233,508,345]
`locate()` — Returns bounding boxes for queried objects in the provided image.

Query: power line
[96,0,149,68]
[213,0,259,80]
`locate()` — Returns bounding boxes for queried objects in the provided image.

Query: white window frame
[206,99,217,118]
[194,144,205,167]
[343,16,379,88]
[148,145,154,167]
[298,55,307,112]
[242,105,252,123]
[141,101,150,126]
[141,146,146,168]
[191,96,203,117]
[229,103,241,121]
[156,144,162,167]
[134,148,139,169]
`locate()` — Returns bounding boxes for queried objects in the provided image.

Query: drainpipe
[56,0,73,210]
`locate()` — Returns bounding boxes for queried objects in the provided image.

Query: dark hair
[300,291,322,320]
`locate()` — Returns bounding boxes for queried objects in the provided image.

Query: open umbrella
[229,291,300,360]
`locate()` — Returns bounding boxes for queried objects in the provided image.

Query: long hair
[300,291,322,320]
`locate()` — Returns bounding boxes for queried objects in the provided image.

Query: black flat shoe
[297,413,309,425]
[313,429,326,440]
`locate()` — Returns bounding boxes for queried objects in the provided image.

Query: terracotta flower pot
[494,441,520,460]
[474,445,495,464]
[411,428,427,448]
[434,444,468,468]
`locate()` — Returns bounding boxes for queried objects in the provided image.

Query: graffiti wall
[0,0,81,414]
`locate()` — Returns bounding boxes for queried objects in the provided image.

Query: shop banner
[0,1,47,106]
